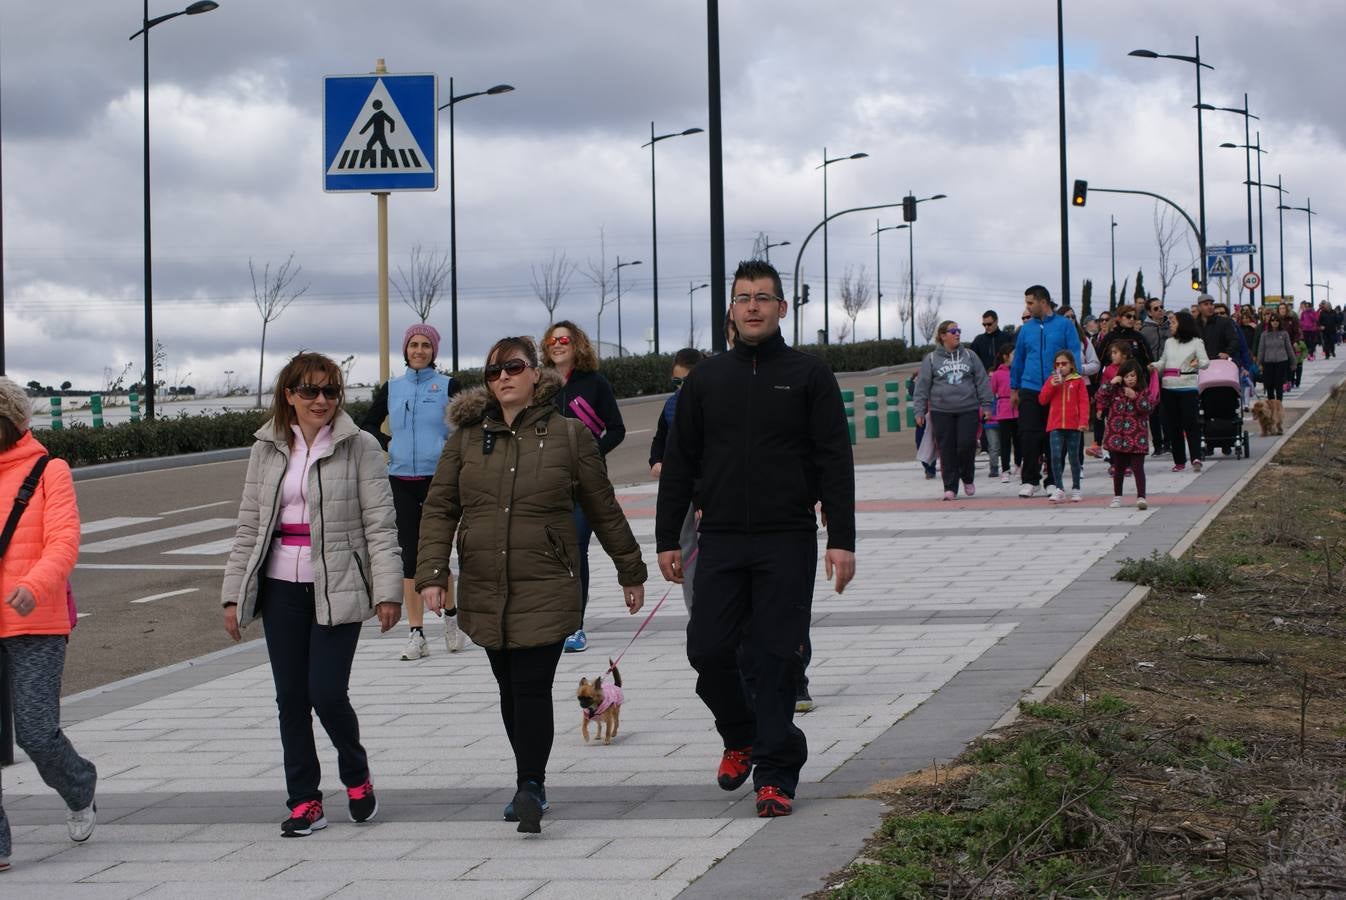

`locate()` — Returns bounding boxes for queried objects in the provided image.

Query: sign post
[324,62,437,383]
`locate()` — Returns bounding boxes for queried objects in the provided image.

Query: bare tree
[251,253,309,408]
[836,320,853,343]
[581,227,615,356]
[1154,202,1195,301]
[916,287,944,345]
[839,265,872,343]
[896,267,914,343]
[393,244,451,323]
[531,250,577,324]
[339,354,357,387]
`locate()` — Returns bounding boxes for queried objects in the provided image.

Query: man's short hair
[982,309,998,322]
[672,347,703,369]
[1025,285,1052,304]
[732,259,784,301]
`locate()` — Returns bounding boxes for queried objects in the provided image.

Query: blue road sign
[324,73,437,192]
[1208,243,1256,256]
[1207,254,1233,278]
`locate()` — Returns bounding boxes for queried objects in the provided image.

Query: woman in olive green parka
[416,335,645,833]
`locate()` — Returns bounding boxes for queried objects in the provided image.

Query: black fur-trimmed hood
[447,366,564,428]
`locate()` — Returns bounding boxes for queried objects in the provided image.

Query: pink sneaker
[964,482,976,497]
[942,491,955,501]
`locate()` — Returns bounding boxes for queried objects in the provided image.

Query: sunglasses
[1119,313,1136,320]
[544,334,572,347]
[291,383,340,401]
[945,328,961,335]
[1054,361,1073,368]
[982,321,995,328]
[1021,315,1031,321]
[671,376,685,388]
[484,359,532,382]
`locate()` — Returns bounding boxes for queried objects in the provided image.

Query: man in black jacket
[1197,294,1239,360]
[656,259,856,818]
[970,309,1013,372]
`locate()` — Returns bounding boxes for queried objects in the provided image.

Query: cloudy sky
[1,0,1342,393]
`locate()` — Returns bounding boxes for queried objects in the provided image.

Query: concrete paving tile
[328,883,542,900]
[134,883,352,900]
[528,880,687,899]
[467,856,682,881]
[273,859,485,881]
[81,860,299,883]
[44,840,250,862]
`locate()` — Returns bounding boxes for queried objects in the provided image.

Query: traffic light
[798,284,810,306]
[1072,179,1088,206]
[902,195,917,223]
[1190,268,1201,291]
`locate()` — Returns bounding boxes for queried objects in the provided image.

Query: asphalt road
[64,365,918,694]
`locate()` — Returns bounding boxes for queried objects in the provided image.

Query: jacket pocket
[353,552,373,607]
[543,525,575,577]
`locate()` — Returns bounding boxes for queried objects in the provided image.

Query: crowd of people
[911,288,1342,506]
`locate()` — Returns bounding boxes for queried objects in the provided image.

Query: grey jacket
[1257,329,1295,365]
[912,346,993,415]
[222,411,403,628]
[1139,314,1169,362]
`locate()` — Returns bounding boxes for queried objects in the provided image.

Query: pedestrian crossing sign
[324,73,437,192]
[1207,254,1233,278]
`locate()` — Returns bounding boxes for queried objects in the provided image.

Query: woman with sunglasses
[360,324,465,661]
[416,336,646,832]
[1256,315,1294,405]
[912,321,993,500]
[539,321,625,654]
[222,351,403,837]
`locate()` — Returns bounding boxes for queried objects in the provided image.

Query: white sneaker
[1018,484,1037,498]
[1136,498,1149,510]
[1109,496,1122,508]
[1071,490,1083,503]
[1049,488,1066,503]
[443,615,464,653]
[67,802,96,843]
[400,630,428,661]
[1000,471,1011,483]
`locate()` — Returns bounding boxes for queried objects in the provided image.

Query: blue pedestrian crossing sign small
[324,73,437,192]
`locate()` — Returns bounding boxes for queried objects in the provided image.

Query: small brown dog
[577,660,624,745]
[1251,399,1284,436]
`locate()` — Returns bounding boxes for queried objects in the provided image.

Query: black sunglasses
[484,359,532,382]
[290,383,340,400]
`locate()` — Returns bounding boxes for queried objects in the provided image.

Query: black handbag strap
[0,455,49,558]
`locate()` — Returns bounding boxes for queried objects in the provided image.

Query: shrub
[1114,550,1237,590]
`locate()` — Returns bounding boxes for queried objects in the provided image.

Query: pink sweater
[584,684,624,719]
[264,424,333,583]
[988,367,1017,421]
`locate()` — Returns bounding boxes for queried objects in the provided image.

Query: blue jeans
[1048,430,1083,491]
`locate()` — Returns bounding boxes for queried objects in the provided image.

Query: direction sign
[1242,271,1262,290]
[1207,254,1233,278]
[324,73,437,192]
[1208,243,1256,256]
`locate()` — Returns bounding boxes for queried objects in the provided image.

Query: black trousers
[1016,390,1050,487]
[485,641,565,788]
[1161,389,1202,466]
[260,578,368,808]
[1262,360,1289,401]
[688,531,817,798]
[930,410,980,493]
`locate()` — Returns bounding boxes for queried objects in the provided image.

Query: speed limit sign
[1242,271,1262,290]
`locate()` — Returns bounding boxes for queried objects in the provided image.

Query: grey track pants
[0,634,97,858]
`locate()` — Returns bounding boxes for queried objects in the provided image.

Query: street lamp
[687,281,709,347]
[817,148,868,343]
[762,237,790,263]
[613,257,642,357]
[1220,133,1269,304]
[439,80,514,372]
[1278,199,1317,306]
[129,0,220,419]
[1248,173,1288,295]
[873,222,908,342]
[643,124,703,355]
[1129,37,1213,289]
[902,193,948,346]
[1203,94,1259,300]
[1110,216,1118,310]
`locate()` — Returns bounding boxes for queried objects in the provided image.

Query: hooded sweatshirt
[1038,372,1091,431]
[911,346,993,415]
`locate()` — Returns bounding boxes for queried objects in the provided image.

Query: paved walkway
[6,355,1344,898]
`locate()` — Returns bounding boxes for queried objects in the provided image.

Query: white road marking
[164,538,235,556]
[626,428,652,435]
[76,612,92,619]
[158,500,234,516]
[76,564,226,571]
[131,588,199,605]
[80,518,238,554]
[81,517,160,535]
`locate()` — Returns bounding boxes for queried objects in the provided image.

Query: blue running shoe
[563,629,587,653]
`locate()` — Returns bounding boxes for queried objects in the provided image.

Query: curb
[70,446,252,481]
[992,373,1345,731]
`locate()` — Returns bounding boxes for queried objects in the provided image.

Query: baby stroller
[1198,358,1250,459]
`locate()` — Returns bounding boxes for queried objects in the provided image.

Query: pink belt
[274,523,312,546]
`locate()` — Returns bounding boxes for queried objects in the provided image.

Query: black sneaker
[511,781,545,834]
[281,799,327,837]
[503,783,549,822]
[795,689,815,713]
[347,779,378,823]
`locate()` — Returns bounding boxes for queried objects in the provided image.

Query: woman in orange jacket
[1038,350,1091,502]
[0,377,95,871]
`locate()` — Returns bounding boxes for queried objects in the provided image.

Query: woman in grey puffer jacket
[912,320,993,499]
[222,352,402,839]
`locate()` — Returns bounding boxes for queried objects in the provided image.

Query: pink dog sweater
[584,684,623,720]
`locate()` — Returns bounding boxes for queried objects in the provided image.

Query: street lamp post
[687,281,709,347]
[873,222,908,342]
[1129,36,1213,289]
[613,257,642,357]
[818,148,868,344]
[439,79,514,373]
[1204,94,1259,300]
[1278,199,1317,305]
[762,237,790,263]
[1219,133,1268,304]
[1110,216,1118,309]
[643,124,703,356]
[902,193,947,346]
[130,0,220,420]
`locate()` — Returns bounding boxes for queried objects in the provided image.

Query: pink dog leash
[606,547,699,674]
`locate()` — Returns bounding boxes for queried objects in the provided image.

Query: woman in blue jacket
[361,324,462,660]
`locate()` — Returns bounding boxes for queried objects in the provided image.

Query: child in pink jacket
[986,344,1018,482]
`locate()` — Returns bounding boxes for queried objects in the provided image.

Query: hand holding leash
[624,584,644,614]
[658,549,684,584]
